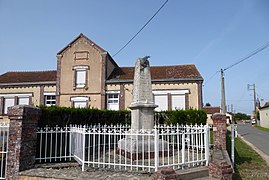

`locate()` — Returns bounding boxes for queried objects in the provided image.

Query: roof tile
[0,71,57,84]
[108,64,203,81]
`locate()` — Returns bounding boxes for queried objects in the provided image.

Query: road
[237,123,269,156]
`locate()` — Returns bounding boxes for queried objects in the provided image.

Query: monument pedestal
[117,135,169,160]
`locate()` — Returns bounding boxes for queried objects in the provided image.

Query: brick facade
[209,113,233,179]
[212,113,227,150]
[6,105,41,180]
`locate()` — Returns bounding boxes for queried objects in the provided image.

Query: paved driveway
[237,124,269,156]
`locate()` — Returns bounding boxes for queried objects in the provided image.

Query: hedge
[38,106,131,127]
[164,109,207,125]
[38,106,207,127]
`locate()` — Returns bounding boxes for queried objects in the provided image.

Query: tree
[234,112,250,121]
[205,102,211,106]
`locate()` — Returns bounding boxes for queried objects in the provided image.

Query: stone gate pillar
[6,105,41,180]
[212,113,227,150]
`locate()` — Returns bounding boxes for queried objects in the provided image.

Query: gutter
[0,81,56,87]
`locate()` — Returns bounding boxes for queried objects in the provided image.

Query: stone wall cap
[128,103,158,109]
[7,105,41,117]
[212,113,226,120]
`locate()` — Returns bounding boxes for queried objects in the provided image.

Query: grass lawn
[254,125,269,133]
[227,132,269,179]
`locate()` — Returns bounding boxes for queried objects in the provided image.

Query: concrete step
[175,166,211,180]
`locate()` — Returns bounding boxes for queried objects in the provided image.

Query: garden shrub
[164,109,207,125]
[39,106,207,127]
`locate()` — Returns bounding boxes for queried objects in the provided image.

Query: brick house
[0,33,203,115]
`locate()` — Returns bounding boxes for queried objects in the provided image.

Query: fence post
[231,124,235,167]
[204,124,209,166]
[82,126,86,171]
[154,128,159,172]
[6,105,40,179]
[182,131,185,166]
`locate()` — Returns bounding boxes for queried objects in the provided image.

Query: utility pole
[248,84,256,119]
[221,69,227,115]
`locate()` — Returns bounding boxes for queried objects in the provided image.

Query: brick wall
[6,105,40,180]
[212,113,227,150]
[209,113,233,179]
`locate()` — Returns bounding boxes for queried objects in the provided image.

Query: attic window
[74,51,89,60]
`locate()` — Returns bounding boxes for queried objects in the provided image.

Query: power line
[112,0,169,57]
[203,70,220,87]
[224,41,269,71]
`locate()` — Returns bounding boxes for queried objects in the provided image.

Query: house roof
[259,102,269,110]
[107,64,203,82]
[202,106,221,114]
[0,65,203,86]
[57,33,106,55]
[0,71,57,86]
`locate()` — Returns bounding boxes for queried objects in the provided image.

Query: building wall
[57,37,104,109]
[0,85,56,115]
[260,107,269,128]
[106,81,201,110]
[0,86,40,106]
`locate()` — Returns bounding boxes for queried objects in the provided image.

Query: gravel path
[19,163,153,180]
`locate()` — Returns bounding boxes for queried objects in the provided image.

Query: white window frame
[44,92,56,107]
[71,97,89,108]
[106,91,120,110]
[1,93,32,114]
[153,90,189,111]
[74,66,89,88]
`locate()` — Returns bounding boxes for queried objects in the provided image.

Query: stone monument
[118,56,168,159]
[129,56,158,130]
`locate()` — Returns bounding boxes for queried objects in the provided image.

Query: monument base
[117,138,169,160]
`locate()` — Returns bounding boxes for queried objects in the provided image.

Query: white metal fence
[37,124,209,172]
[0,122,9,179]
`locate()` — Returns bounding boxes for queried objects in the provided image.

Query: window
[153,90,189,111]
[107,92,119,110]
[44,92,56,106]
[171,95,185,110]
[1,93,31,114]
[76,70,86,88]
[74,66,89,88]
[154,95,168,111]
[45,95,56,106]
[71,97,89,108]
[4,97,14,114]
[18,97,29,105]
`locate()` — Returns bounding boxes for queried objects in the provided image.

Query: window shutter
[18,97,29,105]
[76,70,86,87]
[4,98,15,114]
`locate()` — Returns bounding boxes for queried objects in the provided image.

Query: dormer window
[73,66,89,89]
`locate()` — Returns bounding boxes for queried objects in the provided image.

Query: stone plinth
[129,103,157,130]
[117,131,169,160]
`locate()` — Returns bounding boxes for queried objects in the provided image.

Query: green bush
[164,109,207,125]
[39,106,207,127]
[39,106,131,127]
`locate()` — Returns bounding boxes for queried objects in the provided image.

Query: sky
[0,0,269,115]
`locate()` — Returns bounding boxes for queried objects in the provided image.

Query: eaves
[106,77,204,84]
